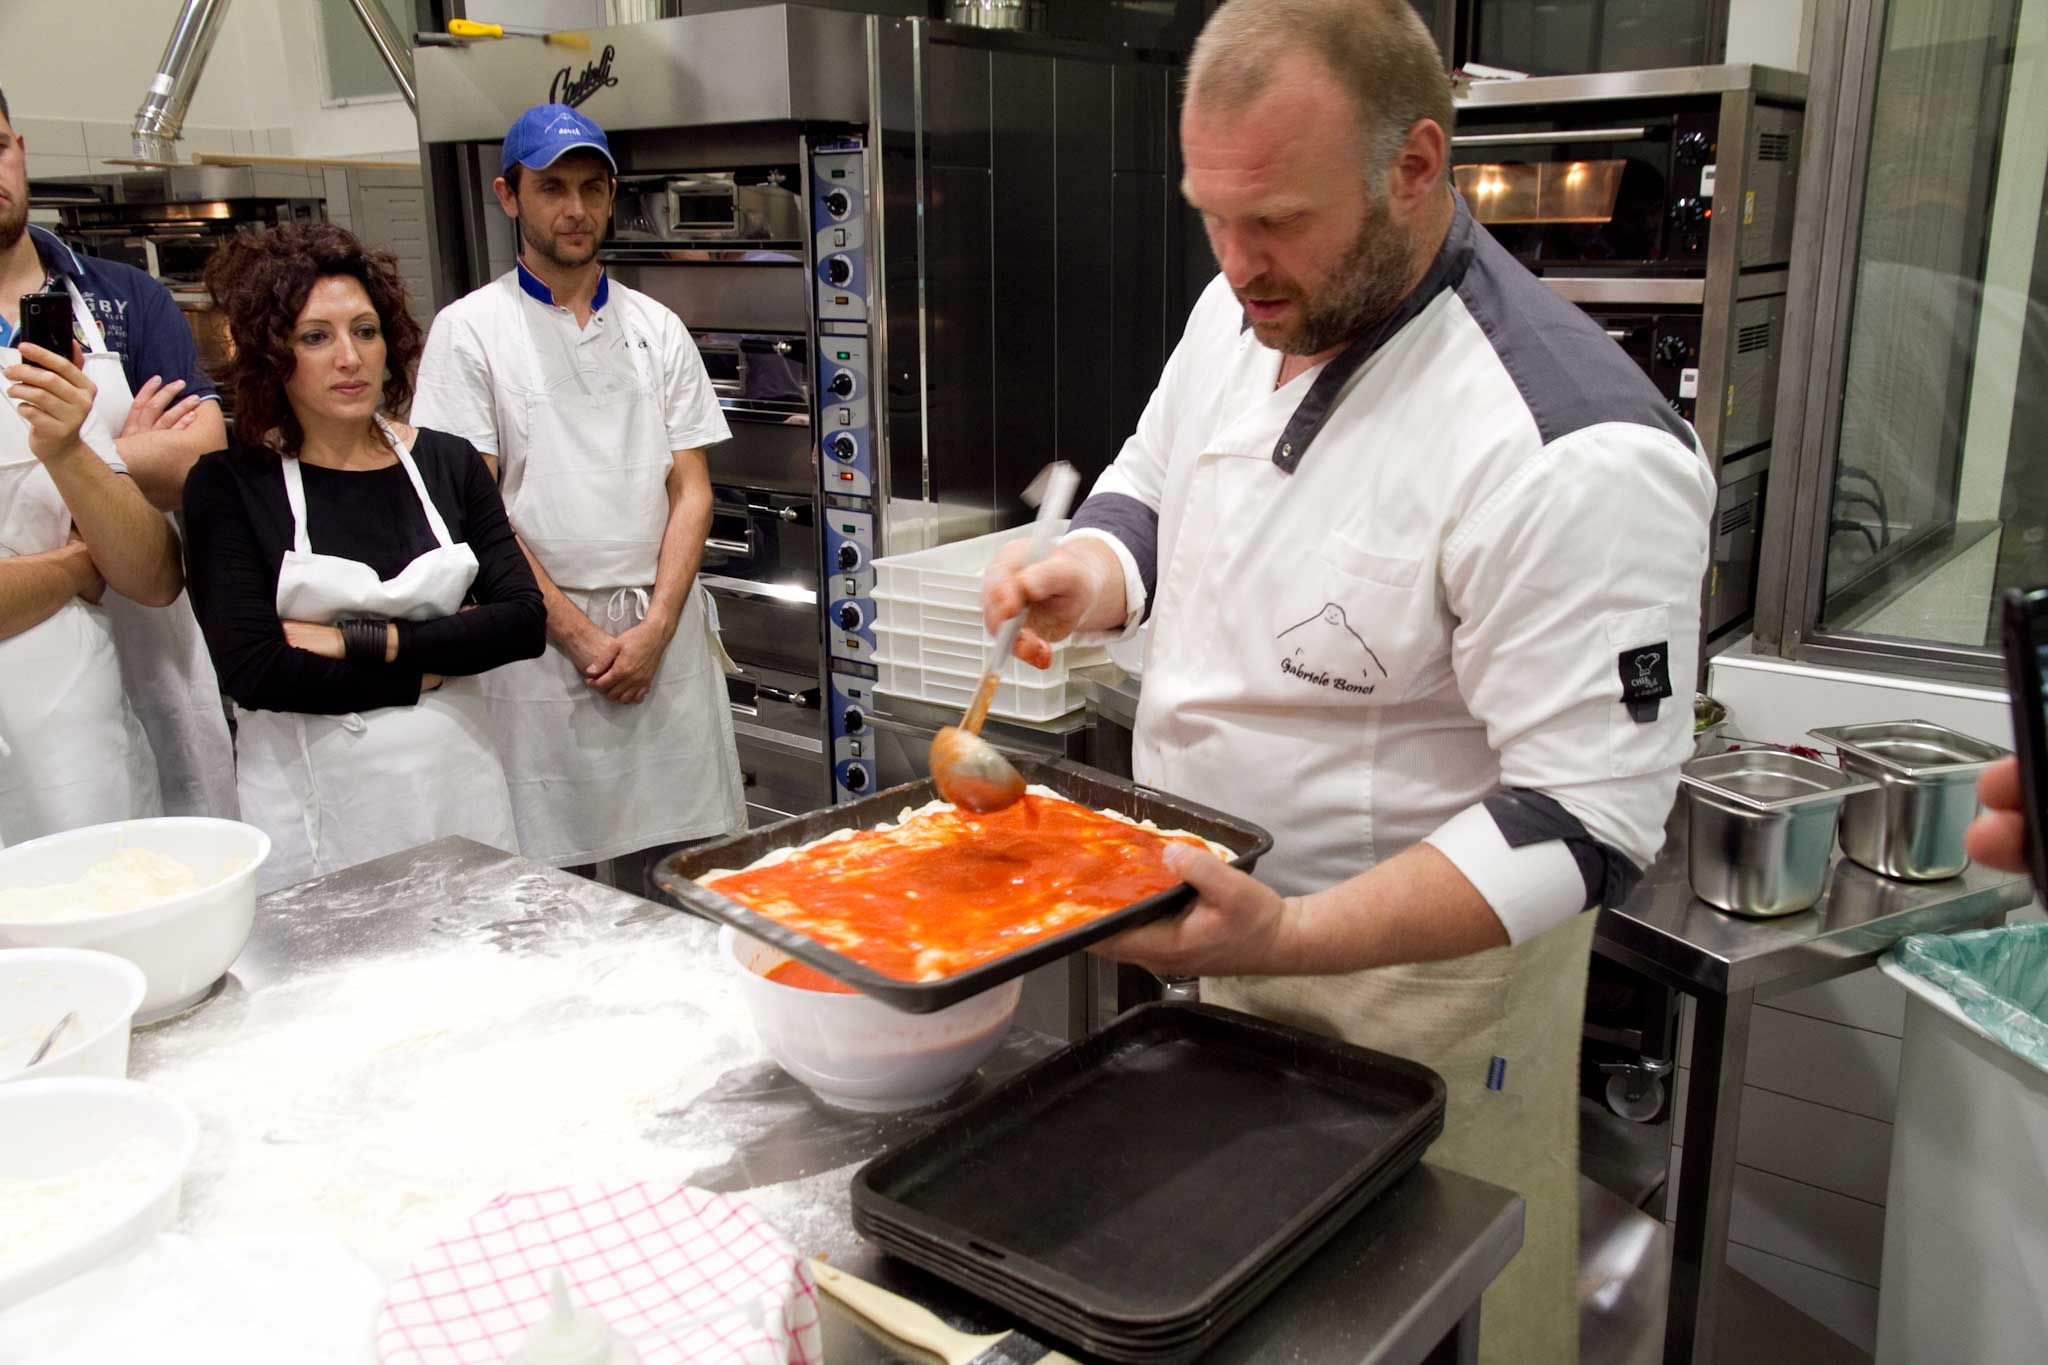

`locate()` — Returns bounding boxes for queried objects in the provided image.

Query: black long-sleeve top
[183,428,546,716]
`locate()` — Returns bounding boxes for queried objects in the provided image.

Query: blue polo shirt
[0,225,218,404]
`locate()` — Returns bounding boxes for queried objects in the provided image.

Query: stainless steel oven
[419,4,1187,818]
[1454,66,1805,651]
[1452,111,1721,272]
[611,172,805,247]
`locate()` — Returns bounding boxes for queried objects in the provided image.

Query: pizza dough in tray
[694,785,1234,887]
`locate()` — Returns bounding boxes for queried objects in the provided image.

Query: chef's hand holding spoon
[931,462,1081,813]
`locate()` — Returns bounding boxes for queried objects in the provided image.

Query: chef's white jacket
[409,266,730,515]
[1069,198,1716,943]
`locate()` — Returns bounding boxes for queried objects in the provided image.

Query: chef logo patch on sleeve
[1618,643,1672,723]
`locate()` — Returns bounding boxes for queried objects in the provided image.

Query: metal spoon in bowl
[24,1011,77,1069]
[930,461,1081,815]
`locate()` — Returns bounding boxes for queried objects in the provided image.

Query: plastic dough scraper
[811,1259,1078,1364]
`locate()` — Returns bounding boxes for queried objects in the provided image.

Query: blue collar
[28,225,87,282]
[516,259,608,312]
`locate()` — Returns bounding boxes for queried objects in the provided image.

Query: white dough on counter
[0,849,206,922]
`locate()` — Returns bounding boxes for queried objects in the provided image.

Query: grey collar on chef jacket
[1257,193,1476,475]
[516,257,610,312]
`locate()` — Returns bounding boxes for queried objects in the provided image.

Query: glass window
[1819,0,2047,651]
[318,0,409,104]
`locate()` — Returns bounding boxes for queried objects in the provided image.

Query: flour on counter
[0,848,205,922]
[135,938,770,1275]
[0,1137,171,1279]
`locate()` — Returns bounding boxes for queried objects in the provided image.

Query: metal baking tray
[649,757,1273,1013]
[849,1003,1446,1358]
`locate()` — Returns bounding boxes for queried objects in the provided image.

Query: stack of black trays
[851,1003,1448,1363]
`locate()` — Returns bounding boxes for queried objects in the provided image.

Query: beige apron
[1206,910,1596,1365]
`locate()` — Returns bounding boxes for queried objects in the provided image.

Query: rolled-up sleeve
[1422,421,1716,943]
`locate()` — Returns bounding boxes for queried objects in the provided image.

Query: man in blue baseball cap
[412,103,744,882]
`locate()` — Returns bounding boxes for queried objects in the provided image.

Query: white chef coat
[1070,196,1717,942]
[408,268,731,528]
[408,266,744,865]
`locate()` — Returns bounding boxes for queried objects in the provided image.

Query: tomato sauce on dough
[764,959,860,993]
[710,795,1212,982]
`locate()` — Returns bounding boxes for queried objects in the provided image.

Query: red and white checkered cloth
[374,1185,824,1365]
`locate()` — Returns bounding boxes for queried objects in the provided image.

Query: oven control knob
[844,764,871,794]
[824,189,852,220]
[1654,334,1693,368]
[837,541,862,572]
[828,370,855,399]
[836,601,864,632]
[827,432,858,463]
[1669,197,1708,228]
[1675,130,1712,163]
[824,254,854,287]
[843,705,866,734]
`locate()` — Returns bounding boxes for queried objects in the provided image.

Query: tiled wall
[14,116,298,179]
[1685,646,2031,1350]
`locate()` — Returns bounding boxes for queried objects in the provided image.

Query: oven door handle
[1451,127,1651,147]
[726,675,822,711]
[701,574,819,606]
[748,501,811,526]
[706,534,755,558]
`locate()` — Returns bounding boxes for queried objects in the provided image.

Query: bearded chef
[410,105,744,877]
[981,2,1714,1360]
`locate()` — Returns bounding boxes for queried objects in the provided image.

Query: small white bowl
[0,949,148,1082]
[721,926,1021,1112]
[0,818,269,1023]
[0,1077,200,1311]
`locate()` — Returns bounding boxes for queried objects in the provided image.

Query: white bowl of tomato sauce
[719,925,1022,1112]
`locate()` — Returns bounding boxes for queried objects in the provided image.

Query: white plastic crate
[874,623,1106,681]
[874,655,1089,723]
[872,523,1072,614]
[870,524,1107,721]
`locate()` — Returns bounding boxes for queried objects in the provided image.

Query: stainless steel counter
[132,837,1522,1364]
[1598,822,2032,1365]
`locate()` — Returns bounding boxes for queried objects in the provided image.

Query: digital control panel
[814,140,877,802]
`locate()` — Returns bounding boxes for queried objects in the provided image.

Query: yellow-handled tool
[447,18,589,48]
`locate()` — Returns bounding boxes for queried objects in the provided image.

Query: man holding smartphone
[0,87,237,820]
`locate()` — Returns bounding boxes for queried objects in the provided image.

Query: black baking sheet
[849,1002,1446,1348]
[649,757,1272,1013]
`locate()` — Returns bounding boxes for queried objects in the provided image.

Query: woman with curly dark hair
[182,222,545,889]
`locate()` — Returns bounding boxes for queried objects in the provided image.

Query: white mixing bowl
[0,1077,200,1310]
[721,926,1021,1112]
[0,819,269,1022]
[0,948,148,1082]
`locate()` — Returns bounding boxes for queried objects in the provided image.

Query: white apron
[1140,356,1588,1364]
[478,304,742,866]
[57,277,239,820]
[234,418,519,891]
[0,345,160,843]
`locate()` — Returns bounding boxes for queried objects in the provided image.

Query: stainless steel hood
[415,5,872,143]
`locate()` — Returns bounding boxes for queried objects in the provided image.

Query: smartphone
[2000,585,2048,890]
[15,291,73,360]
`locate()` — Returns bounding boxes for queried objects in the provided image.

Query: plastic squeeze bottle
[508,1271,641,1365]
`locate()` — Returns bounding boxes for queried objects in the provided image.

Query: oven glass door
[1450,114,1710,270]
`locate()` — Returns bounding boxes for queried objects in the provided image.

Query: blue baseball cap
[500,104,616,176]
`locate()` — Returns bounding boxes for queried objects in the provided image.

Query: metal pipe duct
[131,0,235,163]
[345,0,418,113]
